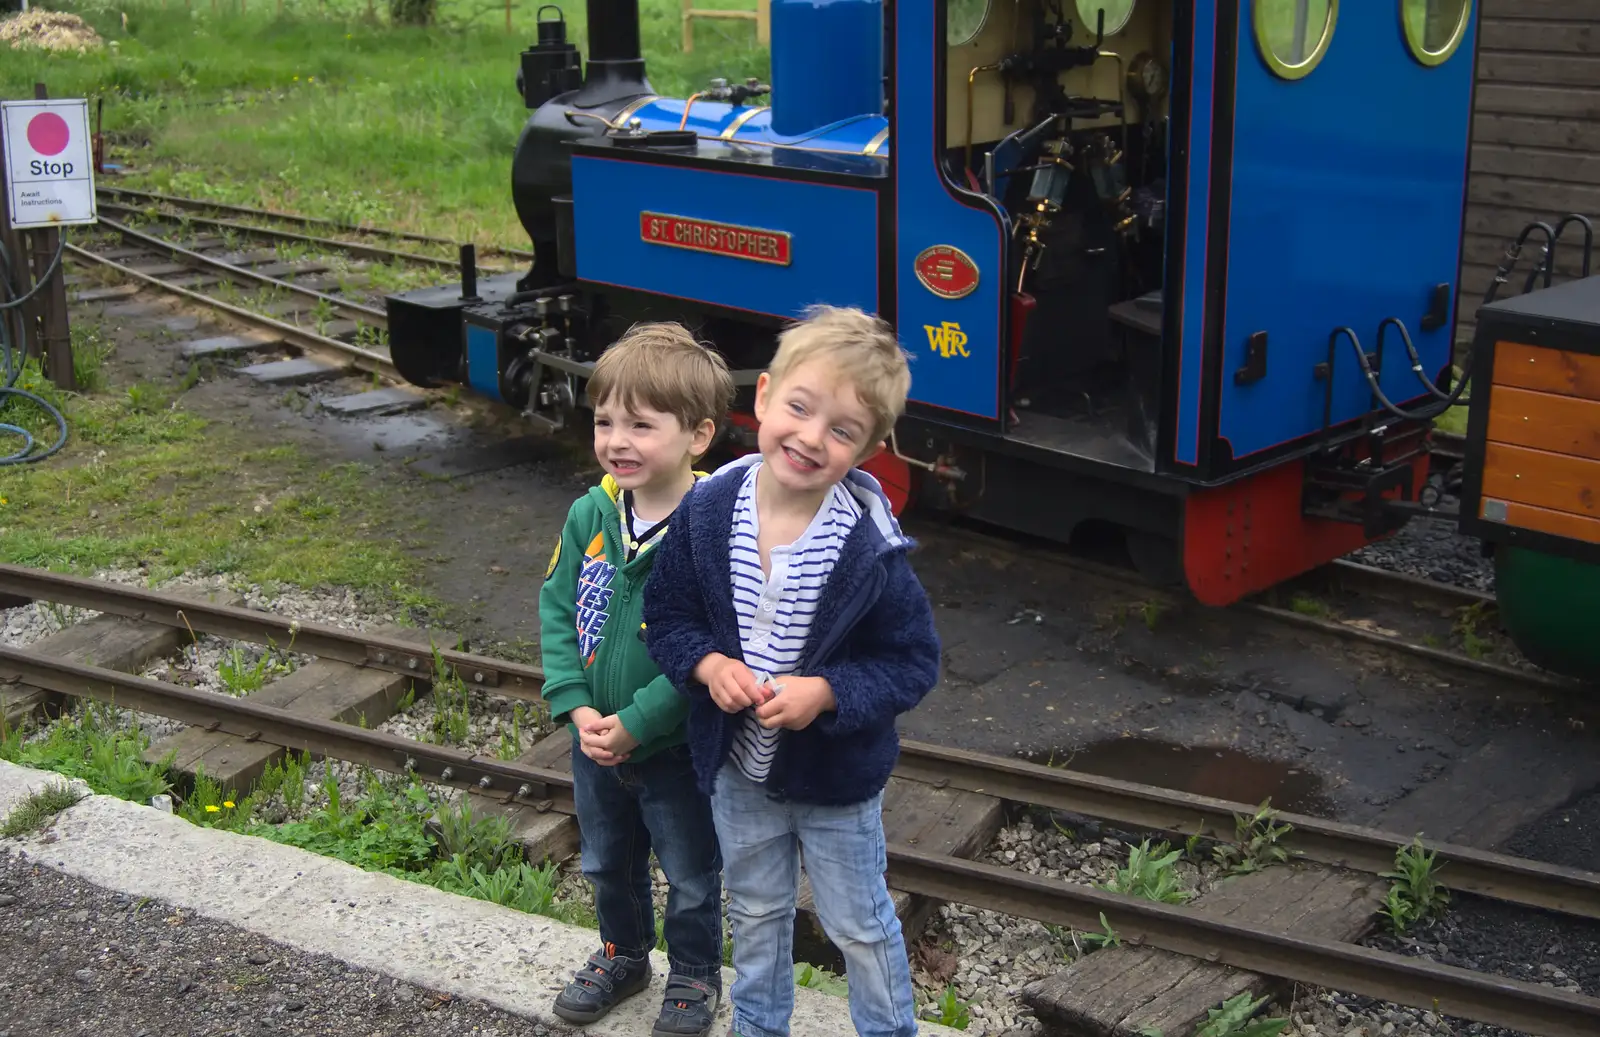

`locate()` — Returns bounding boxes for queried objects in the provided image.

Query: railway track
[917,517,1559,697]
[1,564,1598,1037]
[69,216,402,382]
[95,185,535,263]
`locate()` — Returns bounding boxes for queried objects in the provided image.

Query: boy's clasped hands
[693,652,835,730]
[569,706,638,766]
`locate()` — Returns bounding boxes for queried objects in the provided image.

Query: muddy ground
[38,287,1600,871]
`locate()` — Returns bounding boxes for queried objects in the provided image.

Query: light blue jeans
[710,762,918,1037]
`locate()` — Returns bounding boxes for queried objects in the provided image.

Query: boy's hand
[754,676,835,731]
[694,653,767,714]
[568,705,605,731]
[579,714,639,766]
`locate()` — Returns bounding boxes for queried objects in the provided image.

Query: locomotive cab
[385,0,1483,608]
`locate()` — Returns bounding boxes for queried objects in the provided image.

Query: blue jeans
[711,762,917,1037]
[570,736,724,980]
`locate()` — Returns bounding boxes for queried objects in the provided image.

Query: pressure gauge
[1127,52,1169,104]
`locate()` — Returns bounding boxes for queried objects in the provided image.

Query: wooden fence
[1459,0,1600,345]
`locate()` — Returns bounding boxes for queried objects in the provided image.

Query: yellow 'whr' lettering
[924,321,970,359]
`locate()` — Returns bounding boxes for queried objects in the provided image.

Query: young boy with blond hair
[642,305,942,1037]
[539,322,735,1037]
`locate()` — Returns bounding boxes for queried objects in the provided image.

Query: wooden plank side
[1474,113,1600,152]
[1473,83,1600,119]
[1484,0,1600,20]
[1459,232,1593,276]
[1480,19,1600,54]
[1469,174,1600,216]
[1481,441,1600,518]
[1480,497,1600,544]
[1471,143,1600,186]
[1493,341,1600,398]
[1487,385,1600,460]
[1476,52,1600,89]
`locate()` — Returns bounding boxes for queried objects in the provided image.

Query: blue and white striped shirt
[727,462,861,783]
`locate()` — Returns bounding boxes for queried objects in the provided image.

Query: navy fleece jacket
[641,454,942,805]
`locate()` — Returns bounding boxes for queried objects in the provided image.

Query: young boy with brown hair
[538,322,735,1037]
[642,305,942,1037]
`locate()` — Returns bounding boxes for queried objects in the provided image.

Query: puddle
[317,412,457,454]
[1033,737,1333,817]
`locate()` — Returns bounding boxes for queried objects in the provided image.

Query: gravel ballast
[0,846,575,1037]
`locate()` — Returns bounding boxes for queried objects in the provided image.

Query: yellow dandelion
[293,75,299,81]
[308,77,315,83]
[204,804,220,813]
[223,801,235,808]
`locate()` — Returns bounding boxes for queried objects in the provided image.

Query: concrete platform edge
[0,760,961,1036]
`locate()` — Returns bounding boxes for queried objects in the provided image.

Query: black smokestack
[576,0,649,105]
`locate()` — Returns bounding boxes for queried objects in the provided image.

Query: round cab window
[1400,0,1472,66]
[1254,0,1339,80]
[948,0,993,46]
[1075,0,1136,36]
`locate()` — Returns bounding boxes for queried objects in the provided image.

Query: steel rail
[892,740,1600,921]
[95,186,536,261]
[3,643,1600,1037]
[98,200,496,274]
[887,846,1600,1037]
[0,644,571,812]
[1324,558,1495,611]
[65,243,398,379]
[2,563,1597,923]
[0,564,542,701]
[920,521,1575,690]
[99,216,387,325]
[1236,597,1576,690]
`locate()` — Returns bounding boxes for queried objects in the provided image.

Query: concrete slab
[68,285,140,304]
[0,760,89,821]
[237,357,342,385]
[0,762,963,1037]
[102,301,166,318]
[180,333,282,359]
[164,316,201,333]
[166,272,224,290]
[253,261,331,280]
[125,262,190,277]
[320,386,428,416]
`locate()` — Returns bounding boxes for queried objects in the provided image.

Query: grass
[0,780,85,837]
[0,320,432,613]
[1,0,770,247]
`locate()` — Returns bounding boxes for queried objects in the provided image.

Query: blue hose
[0,234,70,466]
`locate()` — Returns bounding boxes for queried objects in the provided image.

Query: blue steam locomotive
[386,0,1481,606]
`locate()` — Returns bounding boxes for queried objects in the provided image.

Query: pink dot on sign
[27,112,70,157]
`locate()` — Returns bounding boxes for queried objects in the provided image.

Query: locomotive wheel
[1493,545,1600,682]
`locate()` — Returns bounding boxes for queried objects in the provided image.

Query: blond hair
[767,305,911,446]
[587,322,735,437]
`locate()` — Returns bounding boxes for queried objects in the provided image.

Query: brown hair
[587,322,736,434]
[767,305,911,445]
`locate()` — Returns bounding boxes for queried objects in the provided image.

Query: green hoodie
[537,474,695,760]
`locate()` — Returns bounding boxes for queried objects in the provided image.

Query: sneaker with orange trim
[651,974,720,1037]
[552,942,652,1024]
